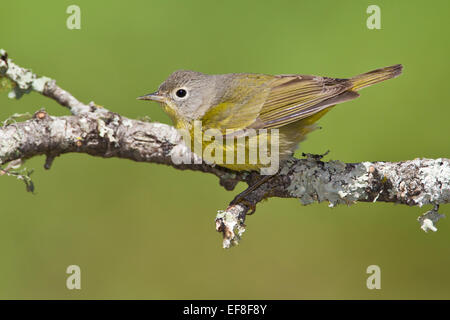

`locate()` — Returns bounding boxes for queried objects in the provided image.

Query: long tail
[350,64,403,91]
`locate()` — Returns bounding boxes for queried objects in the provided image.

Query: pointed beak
[136,92,166,102]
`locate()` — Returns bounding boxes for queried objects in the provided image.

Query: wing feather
[200,73,359,132]
[256,75,354,129]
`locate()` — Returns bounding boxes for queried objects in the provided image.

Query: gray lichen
[418,205,445,232]
[417,159,450,206]
[97,118,118,144]
[0,49,52,98]
[216,206,247,248]
[284,159,371,206]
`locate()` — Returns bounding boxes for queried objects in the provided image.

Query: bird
[138,65,402,208]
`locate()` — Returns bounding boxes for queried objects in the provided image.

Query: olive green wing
[199,73,358,133]
[199,74,274,132]
[254,74,359,129]
[200,66,401,133]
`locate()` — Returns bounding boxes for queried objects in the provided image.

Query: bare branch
[216,157,449,247]
[1,49,448,248]
[0,49,106,115]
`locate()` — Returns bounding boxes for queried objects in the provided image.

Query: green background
[1,0,449,299]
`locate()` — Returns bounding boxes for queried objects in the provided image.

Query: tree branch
[1,49,448,248]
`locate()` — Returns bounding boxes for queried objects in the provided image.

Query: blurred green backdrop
[1,0,449,299]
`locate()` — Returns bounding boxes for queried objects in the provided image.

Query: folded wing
[255,75,357,129]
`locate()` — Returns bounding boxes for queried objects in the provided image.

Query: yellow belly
[174,108,331,172]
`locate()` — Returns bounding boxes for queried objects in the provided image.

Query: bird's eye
[175,89,187,98]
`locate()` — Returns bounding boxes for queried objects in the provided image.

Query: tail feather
[350,64,403,91]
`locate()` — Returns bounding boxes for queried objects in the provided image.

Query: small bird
[138,64,402,175]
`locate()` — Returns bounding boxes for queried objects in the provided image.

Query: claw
[228,173,276,215]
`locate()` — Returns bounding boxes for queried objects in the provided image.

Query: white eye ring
[173,88,188,100]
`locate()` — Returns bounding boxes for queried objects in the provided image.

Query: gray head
[137,70,224,121]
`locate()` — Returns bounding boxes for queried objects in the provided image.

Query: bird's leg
[229,174,275,214]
